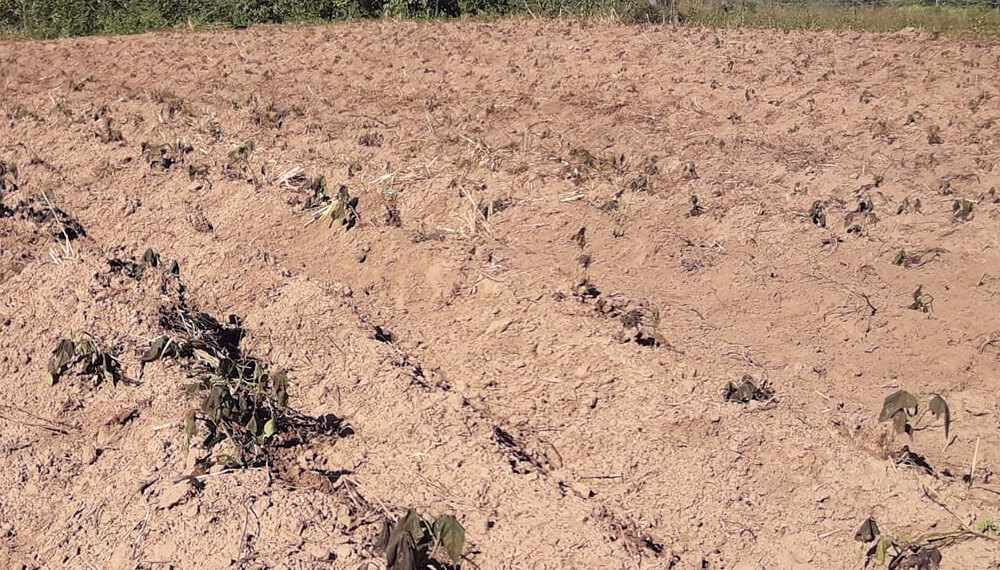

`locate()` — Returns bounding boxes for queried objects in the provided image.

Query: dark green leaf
[929,395,950,440]
[854,517,880,543]
[879,390,918,422]
[433,514,466,563]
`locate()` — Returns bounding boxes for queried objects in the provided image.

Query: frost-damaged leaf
[854,517,880,543]
[382,510,423,570]
[262,418,276,438]
[929,395,950,440]
[433,515,465,563]
[879,390,918,422]
[47,338,76,381]
[184,409,198,436]
[874,536,893,565]
[892,409,909,434]
[141,336,169,363]
[142,248,160,267]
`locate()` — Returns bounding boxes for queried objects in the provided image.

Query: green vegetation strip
[1,0,999,39]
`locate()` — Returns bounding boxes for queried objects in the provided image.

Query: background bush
[0,0,998,37]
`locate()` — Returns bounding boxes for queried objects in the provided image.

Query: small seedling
[878,390,950,440]
[0,158,18,192]
[927,126,943,145]
[845,196,878,234]
[723,375,774,404]
[46,333,125,386]
[358,131,384,147]
[224,141,255,182]
[908,286,933,314]
[952,199,974,222]
[688,195,705,217]
[98,118,123,143]
[600,190,625,214]
[895,197,922,215]
[378,509,465,570]
[809,200,827,228]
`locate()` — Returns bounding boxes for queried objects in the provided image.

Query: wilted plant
[723,375,774,403]
[952,199,974,222]
[141,141,192,170]
[305,183,359,230]
[46,333,125,386]
[908,286,933,314]
[378,509,465,570]
[878,389,950,440]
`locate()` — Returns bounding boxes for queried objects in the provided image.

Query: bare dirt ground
[2,20,1000,570]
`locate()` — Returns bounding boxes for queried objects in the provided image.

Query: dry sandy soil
[2,19,1000,570]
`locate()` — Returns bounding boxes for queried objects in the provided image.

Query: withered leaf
[141,336,168,363]
[929,394,950,440]
[433,514,465,563]
[892,409,909,434]
[48,338,76,376]
[879,390,918,422]
[854,517,880,543]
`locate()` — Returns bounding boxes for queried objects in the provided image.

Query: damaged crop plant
[144,263,345,468]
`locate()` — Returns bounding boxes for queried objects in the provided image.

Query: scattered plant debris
[46,333,125,386]
[141,141,192,170]
[304,183,359,230]
[358,131,384,147]
[97,118,123,143]
[723,375,774,403]
[892,249,945,269]
[377,509,465,570]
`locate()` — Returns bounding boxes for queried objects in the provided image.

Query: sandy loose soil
[2,20,1000,570]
